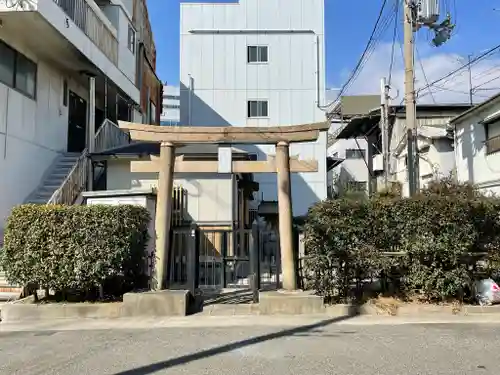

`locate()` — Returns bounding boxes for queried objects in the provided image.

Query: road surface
[0,319,498,374]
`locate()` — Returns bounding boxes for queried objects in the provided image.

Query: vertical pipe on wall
[188,74,193,126]
[87,75,96,191]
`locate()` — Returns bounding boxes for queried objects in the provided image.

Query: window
[164,95,179,100]
[165,104,180,109]
[247,100,268,118]
[63,79,68,107]
[0,40,37,99]
[420,145,430,154]
[486,120,500,154]
[247,46,268,63]
[345,149,366,159]
[0,42,15,87]
[128,24,136,54]
[347,181,367,192]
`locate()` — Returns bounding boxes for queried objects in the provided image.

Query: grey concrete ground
[1,317,500,375]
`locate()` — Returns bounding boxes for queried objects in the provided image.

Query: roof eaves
[450,93,500,124]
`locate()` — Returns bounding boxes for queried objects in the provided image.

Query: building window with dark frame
[247,100,268,118]
[485,120,500,155]
[347,181,367,192]
[128,24,136,54]
[0,39,37,99]
[345,148,366,160]
[247,46,268,63]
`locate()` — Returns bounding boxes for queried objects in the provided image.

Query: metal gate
[168,224,280,297]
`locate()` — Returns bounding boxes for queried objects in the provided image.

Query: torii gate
[118,121,330,291]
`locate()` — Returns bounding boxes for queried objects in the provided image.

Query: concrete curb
[3,289,500,322]
[3,314,500,333]
[0,290,191,322]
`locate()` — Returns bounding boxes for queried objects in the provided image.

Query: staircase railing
[48,120,130,205]
[47,151,89,205]
[95,119,131,153]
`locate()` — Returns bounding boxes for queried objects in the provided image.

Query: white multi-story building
[0,0,159,240]
[160,85,180,126]
[179,0,327,216]
[452,93,500,195]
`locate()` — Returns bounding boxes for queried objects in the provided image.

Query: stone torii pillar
[154,142,175,290]
[276,141,297,291]
[118,120,331,292]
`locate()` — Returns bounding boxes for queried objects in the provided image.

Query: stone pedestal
[259,290,325,315]
[122,290,190,317]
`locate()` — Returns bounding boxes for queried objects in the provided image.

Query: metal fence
[53,0,118,65]
[168,224,280,302]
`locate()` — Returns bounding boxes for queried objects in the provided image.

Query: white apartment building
[327,103,469,197]
[389,105,470,196]
[452,93,500,195]
[179,0,328,216]
[328,120,370,196]
[160,85,180,126]
[0,0,158,239]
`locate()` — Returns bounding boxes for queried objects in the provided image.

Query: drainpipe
[315,35,321,109]
[104,76,108,119]
[87,75,96,191]
[188,74,193,126]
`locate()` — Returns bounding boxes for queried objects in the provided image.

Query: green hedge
[303,180,500,302]
[0,204,150,296]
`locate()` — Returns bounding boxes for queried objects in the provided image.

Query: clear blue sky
[146,0,499,88]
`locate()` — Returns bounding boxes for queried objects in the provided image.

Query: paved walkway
[1,319,499,374]
[3,312,500,333]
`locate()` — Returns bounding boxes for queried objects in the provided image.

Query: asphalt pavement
[0,319,499,375]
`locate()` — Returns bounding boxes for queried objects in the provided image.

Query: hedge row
[303,180,500,302]
[0,204,150,297]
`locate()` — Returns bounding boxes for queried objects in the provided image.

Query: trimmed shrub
[303,181,500,303]
[1,204,150,297]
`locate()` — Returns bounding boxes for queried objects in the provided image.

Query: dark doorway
[95,107,104,132]
[117,95,131,122]
[67,91,87,153]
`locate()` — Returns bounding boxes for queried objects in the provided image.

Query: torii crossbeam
[119,121,330,292]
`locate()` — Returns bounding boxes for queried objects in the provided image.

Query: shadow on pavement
[111,305,361,375]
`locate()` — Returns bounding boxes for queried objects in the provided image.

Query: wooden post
[276,141,297,291]
[153,142,175,290]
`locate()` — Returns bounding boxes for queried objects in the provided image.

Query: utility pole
[380,77,391,188]
[401,1,453,196]
[404,1,419,196]
[467,54,473,105]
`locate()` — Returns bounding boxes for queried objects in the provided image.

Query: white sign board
[218,146,232,173]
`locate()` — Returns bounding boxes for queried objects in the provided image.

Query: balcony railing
[486,134,500,155]
[53,0,118,65]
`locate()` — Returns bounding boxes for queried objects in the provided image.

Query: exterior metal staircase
[26,153,82,204]
[26,120,130,206]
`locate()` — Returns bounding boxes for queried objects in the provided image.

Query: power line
[417,43,500,94]
[326,0,391,117]
[414,33,436,103]
[388,0,401,85]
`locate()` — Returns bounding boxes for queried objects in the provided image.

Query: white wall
[180,0,327,216]
[329,139,370,195]
[106,160,235,223]
[455,107,500,195]
[101,4,136,84]
[395,136,456,196]
[0,34,90,232]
